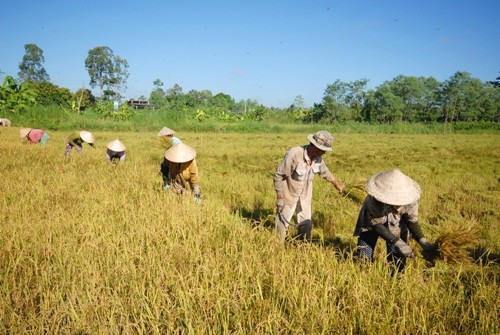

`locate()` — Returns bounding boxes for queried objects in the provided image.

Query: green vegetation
[3,104,500,134]
[0,127,498,334]
[0,76,37,113]
[2,43,500,124]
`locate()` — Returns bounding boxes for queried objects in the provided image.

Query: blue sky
[1,0,499,108]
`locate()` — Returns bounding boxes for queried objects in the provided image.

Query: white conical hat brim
[164,142,196,163]
[365,169,421,206]
[80,131,95,144]
[1,118,11,125]
[157,127,175,136]
[106,139,126,152]
[19,128,32,138]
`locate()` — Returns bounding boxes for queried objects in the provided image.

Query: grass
[0,126,499,334]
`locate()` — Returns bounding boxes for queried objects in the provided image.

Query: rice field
[0,126,499,334]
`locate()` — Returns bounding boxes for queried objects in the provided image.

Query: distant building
[127,99,155,110]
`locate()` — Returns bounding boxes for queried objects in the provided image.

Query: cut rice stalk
[432,224,482,264]
[344,179,367,204]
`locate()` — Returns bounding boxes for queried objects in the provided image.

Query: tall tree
[323,78,368,121]
[84,46,129,98]
[383,75,440,122]
[292,95,305,109]
[18,43,50,83]
[363,85,404,123]
[439,71,483,122]
[165,83,184,109]
[149,79,166,107]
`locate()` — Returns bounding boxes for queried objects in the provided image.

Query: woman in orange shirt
[160,142,201,203]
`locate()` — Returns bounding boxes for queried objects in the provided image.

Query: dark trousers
[356,224,409,273]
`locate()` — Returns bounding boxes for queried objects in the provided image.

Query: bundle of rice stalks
[344,179,367,204]
[156,136,173,149]
[427,223,482,264]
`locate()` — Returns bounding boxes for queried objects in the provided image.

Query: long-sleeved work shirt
[274,145,337,208]
[65,131,85,155]
[67,131,83,146]
[161,158,200,194]
[354,195,422,241]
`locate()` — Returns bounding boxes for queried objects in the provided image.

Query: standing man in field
[274,130,344,242]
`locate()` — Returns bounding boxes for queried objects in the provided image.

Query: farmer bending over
[19,128,50,144]
[157,126,181,148]
[161,142,201,203]
[105,139,126,164]
[354,169,433,273]
[65,130,95,156]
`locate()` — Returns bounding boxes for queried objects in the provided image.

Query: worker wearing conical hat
[353,169,433,273]
[0,118,12,126]
[157,126,181,148]
[160,142,201,203]
[65,130,95,156]
[105,139,126,163]
[19,128,50,144]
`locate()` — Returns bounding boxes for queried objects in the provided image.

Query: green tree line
[1,43,499,124]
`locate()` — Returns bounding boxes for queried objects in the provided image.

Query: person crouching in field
[106,139,126,164]
[160,142,201,203]
[19,128,50,144]
[65,130,95,156]
[157,126,181,148]
[0,118,12,126]
[354,169,433,273]
[274,130,344,242]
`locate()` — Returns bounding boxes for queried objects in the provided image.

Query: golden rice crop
[0,128,498,334]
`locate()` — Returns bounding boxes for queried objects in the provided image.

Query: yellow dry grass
[0,127,498,334]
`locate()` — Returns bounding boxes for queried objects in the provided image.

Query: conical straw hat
[0,118,12,126]
[106,139,126,152]
[79,130,95,144]
[164,142,196,163]
[19,128,32,138]
[365,169,421,206]
[157,127,175,136]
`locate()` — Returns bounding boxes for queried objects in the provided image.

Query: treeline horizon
[1,70,499,126]
[2,44,499,124]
